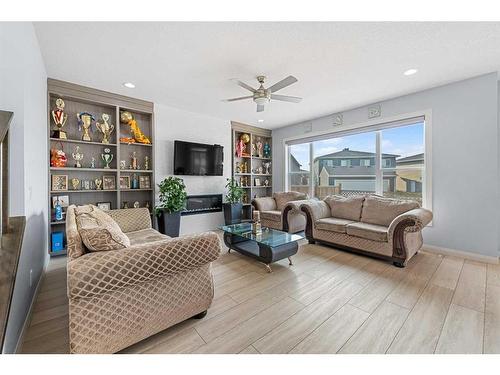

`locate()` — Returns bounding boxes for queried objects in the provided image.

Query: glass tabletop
[220,223,304,247]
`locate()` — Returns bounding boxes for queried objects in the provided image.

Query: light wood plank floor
[20,237,500,354]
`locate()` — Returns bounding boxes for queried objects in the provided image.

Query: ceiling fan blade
[268,75,298,93]
[223,95,253,102]
[233,79,257,93]
[256,104,265,112]
[271,94,302,103]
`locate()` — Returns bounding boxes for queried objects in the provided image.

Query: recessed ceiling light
[123,82,136,88]
[258,119,264,123]
[403,69,418,76]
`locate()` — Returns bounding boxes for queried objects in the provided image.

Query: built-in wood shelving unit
[47,79,155,256]
[230,121,272,222]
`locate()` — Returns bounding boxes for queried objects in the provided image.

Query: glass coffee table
[220,223,303,272]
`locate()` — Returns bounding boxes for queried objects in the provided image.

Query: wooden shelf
[253,185,272,188]
[50,220,66,225]
[252,156,272,160]
[234,173,251,176]
[121,188,153,192]
[50,189,118,194]
[120,169,153,173]
[120,142,153,147]
[50,167,118,172]
[50,138,117,147]
[49,249,67,257]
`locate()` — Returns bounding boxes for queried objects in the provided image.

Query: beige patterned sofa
[300,195,432,267]
[66,205,221,354]
[252,191,309,233]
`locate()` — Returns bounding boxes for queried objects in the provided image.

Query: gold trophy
[96,113,115,144]
[77,112,95,142]
[72,146,84,168]
[51,98,68,139]
[252,210,262,235]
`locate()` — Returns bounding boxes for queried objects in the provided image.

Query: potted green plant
[155,176,187,237]
[223,178,244,225]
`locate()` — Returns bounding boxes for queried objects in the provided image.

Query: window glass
[313,132,376,199]
[288,143,310,196]
[380,122,424,205]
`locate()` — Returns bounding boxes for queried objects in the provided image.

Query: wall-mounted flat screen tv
[174,140,224,176]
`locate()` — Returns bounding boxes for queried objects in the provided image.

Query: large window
[286,118,427,207]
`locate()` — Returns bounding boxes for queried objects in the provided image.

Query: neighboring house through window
[286,118,427,207]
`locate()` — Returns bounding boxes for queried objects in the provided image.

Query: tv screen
[174,140,224,176]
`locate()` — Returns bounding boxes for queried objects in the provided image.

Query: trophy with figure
[77,112,95,142]
[96,113,115,144]
[51,98,68,139]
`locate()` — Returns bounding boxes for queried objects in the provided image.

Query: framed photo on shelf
[254,178,261,186]
[102,175,116,190]
[119,176,130,189]
[51,175,68,191]
[139,175,151,189]
[52,195,69,208]
[97,202,111,211]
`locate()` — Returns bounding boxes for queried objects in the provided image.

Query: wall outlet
[30,269,33,287]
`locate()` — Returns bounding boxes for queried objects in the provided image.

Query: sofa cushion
[76,205,130,252]
[260,210,282,222]
[273,191,307,211]
[361,195,420,226]
[324,195,365,221]
[315,217,354,233]
[126,228,170,246]
[346,222,388,242]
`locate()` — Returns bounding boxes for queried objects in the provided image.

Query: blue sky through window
[289,122,424,169]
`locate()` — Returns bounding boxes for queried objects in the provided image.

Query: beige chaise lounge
[252,191,309,233]
[66,205,221,354]
[300,195,432,267]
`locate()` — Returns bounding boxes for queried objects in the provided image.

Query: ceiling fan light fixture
[254,96,269,105]
[403,68,418,76]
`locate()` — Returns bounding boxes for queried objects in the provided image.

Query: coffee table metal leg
[288,256,293,266]
[263,263,273,273]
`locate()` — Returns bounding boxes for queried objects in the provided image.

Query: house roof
[290,153,309,172]
[321,165,397,177]
[315,148,400,160]
[396,153,424,164]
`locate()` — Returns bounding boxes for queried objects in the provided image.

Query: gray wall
[154,103,231,235]
[273,73,499,258]
[0,22,48,353]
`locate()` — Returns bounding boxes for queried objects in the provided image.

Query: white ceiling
[34,22,500,129]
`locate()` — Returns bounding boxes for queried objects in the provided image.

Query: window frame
[283,110,432,211]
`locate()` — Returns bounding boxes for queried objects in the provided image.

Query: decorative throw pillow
[324,195,365,221]
[361,195,420,227]
[75,205,130,252]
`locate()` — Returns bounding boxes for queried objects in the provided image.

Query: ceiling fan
[224,75,302,112]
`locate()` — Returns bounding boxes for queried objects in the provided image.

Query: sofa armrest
[252,197,277,212]
[388,208,433,240]
[299,200,330,222]
[106,207,152,233]
[67,232,221,299]
[284,199,313,213]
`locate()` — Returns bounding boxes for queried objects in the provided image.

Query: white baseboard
[13,261,48,354]
[422,244,499,264]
